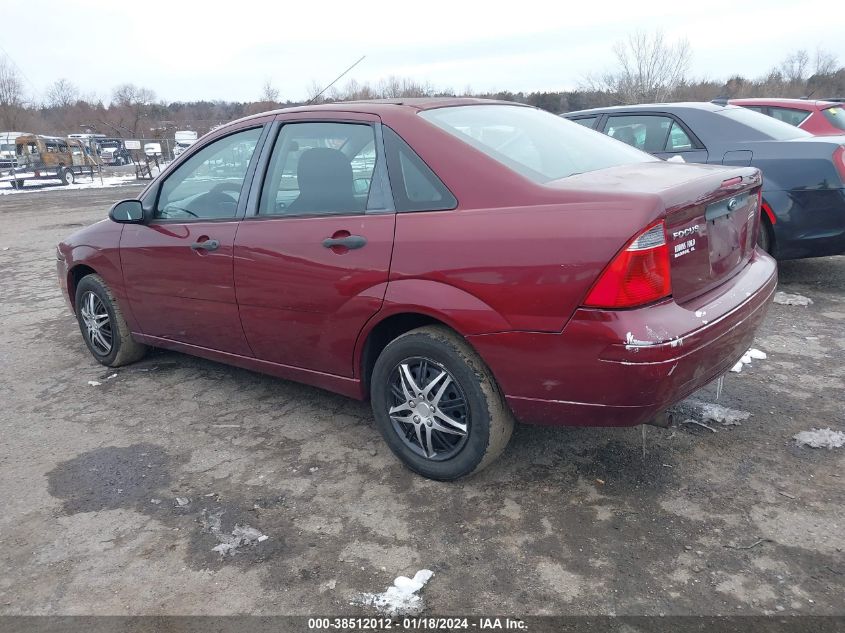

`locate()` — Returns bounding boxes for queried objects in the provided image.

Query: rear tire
[61,168,75,186]
[370,325,514,480]
[74,274,147,367]
[757,215,773,254]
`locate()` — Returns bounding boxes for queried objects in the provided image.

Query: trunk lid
[547,162,762,304]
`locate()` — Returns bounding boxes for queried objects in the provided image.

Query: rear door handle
[190,239,219,251]
[322,235,367,250]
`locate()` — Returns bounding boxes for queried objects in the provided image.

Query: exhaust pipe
[646,411,674,428]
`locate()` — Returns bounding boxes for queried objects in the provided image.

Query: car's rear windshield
[419,105,656,183]
[717,107,811,140]
[822,106,845,131]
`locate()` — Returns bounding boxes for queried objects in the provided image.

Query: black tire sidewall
[62,169,74,185]
[757,217,773,254]
[74,277,121,366]
[371,332,492,480]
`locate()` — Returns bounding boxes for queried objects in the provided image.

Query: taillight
[834,146,845,183]
[583,221,671,309]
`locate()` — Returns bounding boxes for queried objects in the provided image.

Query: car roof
[563,102,732,117]
[230,97,531,127]
[728,97,839,109]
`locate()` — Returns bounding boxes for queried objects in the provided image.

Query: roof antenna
[307,55,366,105]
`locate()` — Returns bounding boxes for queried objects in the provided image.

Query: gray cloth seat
[286,147,356,214]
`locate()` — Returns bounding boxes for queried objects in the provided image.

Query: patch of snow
[730,347,767,373]
[0,174,140,195]
[773,291,813,306]
[87,380,101,386]
[356,570,434,616]
[202,509,268,557]
[212,525,268,556]
[690,401,751,426]
[793,428,845,449]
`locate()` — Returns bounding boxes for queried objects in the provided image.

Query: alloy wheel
[80,291,113,355]
[387,357,469,461]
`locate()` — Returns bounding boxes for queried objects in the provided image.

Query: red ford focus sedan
[57,98,777,479]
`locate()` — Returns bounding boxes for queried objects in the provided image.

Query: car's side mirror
[109,199,144,223]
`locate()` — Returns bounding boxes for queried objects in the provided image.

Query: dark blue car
[564,103,845,260]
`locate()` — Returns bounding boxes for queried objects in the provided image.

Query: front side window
[420,105,655,184]
[259,122,376,216]
[155,127,262,220]
[768,107,810,127]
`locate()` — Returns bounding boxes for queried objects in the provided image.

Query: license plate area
[705,192,754,278]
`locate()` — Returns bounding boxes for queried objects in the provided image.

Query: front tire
[371,325,514,480]
[60,168,75,185]
[74,274,147,367]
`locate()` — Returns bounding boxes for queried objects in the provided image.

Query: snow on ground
[773,291,813,306]
[201,509,268,557]
[794,428,845,449]
[355,570,434,616]
[688,400,752,426]
[0,174,141,195]
[730,347,767,373]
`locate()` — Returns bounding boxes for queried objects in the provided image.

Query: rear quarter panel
[389,199,660,333]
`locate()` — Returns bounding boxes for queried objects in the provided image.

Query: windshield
[718,107,811,140]
[822,106,845,131]
[419,105,656,183]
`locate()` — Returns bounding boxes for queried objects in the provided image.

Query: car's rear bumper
[468,251,778,427]
[769,188,845,259]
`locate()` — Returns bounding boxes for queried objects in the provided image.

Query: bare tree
[0,55,26,128]
[259,79,279,104]
[46,78,79,109]
[814,47,839,76]
[584,31,691,104]
[305,79,326,104]
[779,49,810,83]
[110,83,157,136]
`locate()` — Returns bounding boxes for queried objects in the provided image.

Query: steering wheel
[189,182,242,216]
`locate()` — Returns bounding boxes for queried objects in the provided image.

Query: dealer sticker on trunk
[672,224,699,258]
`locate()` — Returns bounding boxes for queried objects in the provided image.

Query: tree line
[1,32,843,139]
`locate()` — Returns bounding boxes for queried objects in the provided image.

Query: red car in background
[729,98,845,135]
[57,99,777,480]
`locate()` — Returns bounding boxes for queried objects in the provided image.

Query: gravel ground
[0,186,843,617]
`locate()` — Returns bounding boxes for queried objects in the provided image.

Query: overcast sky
[3,0,843,104]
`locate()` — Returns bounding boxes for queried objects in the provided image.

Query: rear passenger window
[768,107,810,127]
[603,115,673,153]
[383,126,457,212]
[260,122,376,216]
[665,122,693,151]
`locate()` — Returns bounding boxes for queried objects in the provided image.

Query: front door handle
[190,239,219,251]
[322,235,367,250]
